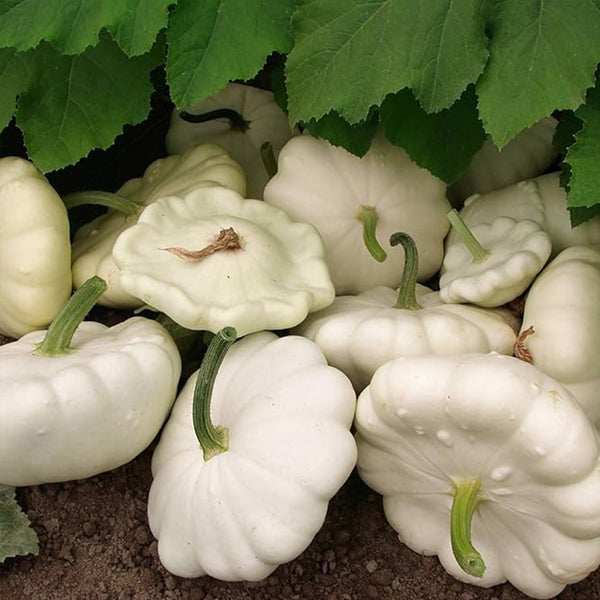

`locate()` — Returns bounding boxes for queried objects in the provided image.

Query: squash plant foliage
[1,0,600,222]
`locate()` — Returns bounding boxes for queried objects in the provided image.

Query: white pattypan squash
[112,187,335,335]
[517,245,600,424]
[449,117,558,203]
[263,131,450,294]
[71,143,246,308]
[166,82,297,199]
[148,328,357,580]
[0,156,72,338]
[447,173,600,257]
[0,277,181,486]
[439,212,552,307]
[294,233,517,391]
[356,353,600,599]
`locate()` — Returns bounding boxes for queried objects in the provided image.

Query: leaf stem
[260,141,278,179]
[179,108,250,132]
[450,479,486,578]
[35,276,107,357]
[447,209,489,262]
[62,191,140,215]
[192,326,237,461]
[390,232,421,310]
[357,205,387,262]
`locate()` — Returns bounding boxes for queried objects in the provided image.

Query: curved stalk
[192,326,237,461]
[62,191,140,215]
[260,141,278,179]
[450,479,486,578]
[179,108,250,132]
[447,209,489,263]
[390,232,421,310]
[35,276,107,357]
[357,205,387,262]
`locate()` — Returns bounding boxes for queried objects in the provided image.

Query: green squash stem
[62,191,140,215]
[192,326,238,461]
[390,232,421,310]
[357,205,387,263]
[447,209,489,263]
[35,276,107,357]
[260,141,278,179]
[179,108,250,132]
[451,479,486,578]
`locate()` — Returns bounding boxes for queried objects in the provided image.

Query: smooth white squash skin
[166,82,297,199]
[446,174,600,258]
[294,284,518,391]
[71,144,246,308]
[439,217,552,307]
[148,332,357,580]
[0,156,72,338]
[264,132,450,295]
[112,188,335,335]
[0,317,181,486]
[520,245,600,424]
[355,353,600,599]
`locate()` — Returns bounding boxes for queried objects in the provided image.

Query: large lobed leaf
[381,86,486,183]
[13,34,163,172]
[166,0,295,109]
[477,0,600,147]
[0,0,599,223]
[0,0,175,56]
[286,0,489,125]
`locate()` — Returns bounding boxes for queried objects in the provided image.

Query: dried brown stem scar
[162,227,243,262]
[514,325,535,363]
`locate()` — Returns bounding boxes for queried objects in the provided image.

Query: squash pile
[2,82,600,599]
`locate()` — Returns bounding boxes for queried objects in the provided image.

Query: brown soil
[1,446,600,600]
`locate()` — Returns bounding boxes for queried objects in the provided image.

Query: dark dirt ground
[2,445,600,600]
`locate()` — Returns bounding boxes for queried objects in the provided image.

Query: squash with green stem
[264,131,450,294]
[439,210,551,307]
[0,276,181,486]
[294,233,518,391]
[355,352,600,598]
[148,327,357,580]
[112,187,335,336]
[166,82,297,199]
[447,173,600,256]
[70,144,246,308]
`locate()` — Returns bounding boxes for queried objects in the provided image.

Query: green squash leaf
[0,485,39,563]
[0,0,175,56]
[303,109,379,157]
[271,57,288,114]
[166,0,295,109]
[16,34,163,173]
[0,48,29,129]
[477,0,600,147]
[569,204,600,227]
[381,86,486,183]
[553,110,583,158]
[105,0,176,57]
[286,0,489,125]
[564,78,600,209]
